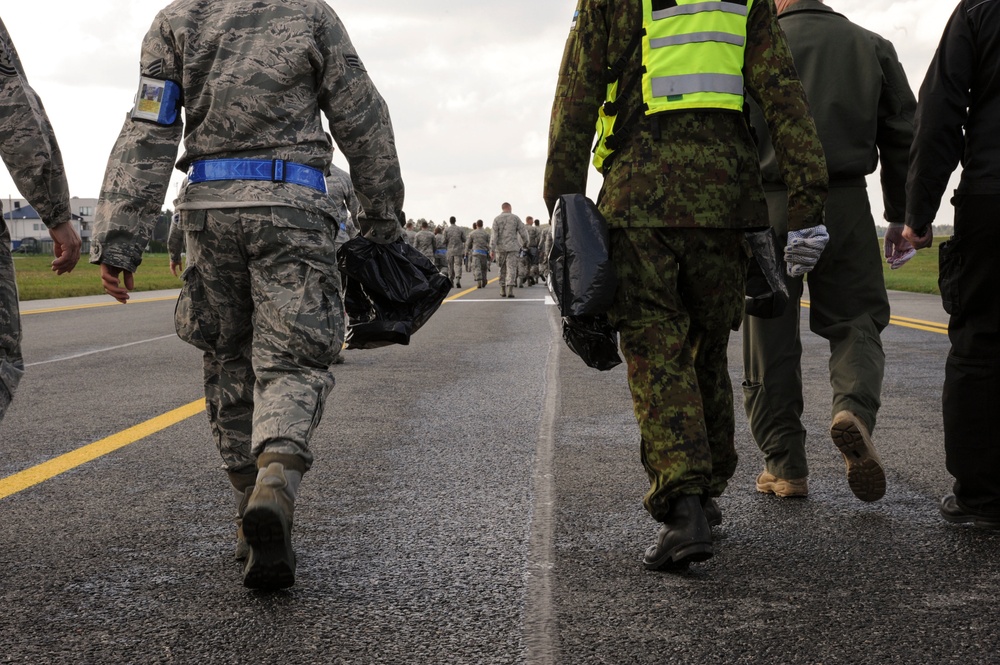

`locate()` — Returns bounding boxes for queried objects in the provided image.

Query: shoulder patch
[144,58,166,78]
[344,53,366,72]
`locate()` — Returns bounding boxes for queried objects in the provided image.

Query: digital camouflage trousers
[174,207,344,474]
[608,226,748,522]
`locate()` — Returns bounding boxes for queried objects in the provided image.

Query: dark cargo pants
[174,207,344,474]
[608,227,748,522]
[940,194,1000,516]
[743,186,889,480]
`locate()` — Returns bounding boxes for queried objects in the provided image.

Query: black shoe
[702,497,722,527]
[507,292,515,299]
[643,495,714,571]
[456,280,461,289]
[940,494,1000,529]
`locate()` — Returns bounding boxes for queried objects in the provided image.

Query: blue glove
[784,224,830,277]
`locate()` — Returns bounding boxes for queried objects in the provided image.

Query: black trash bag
[744,227,789,319]
[562,315,622,371]
[338,236,452,349]
[548,194,622,371]
[549,194,617,317]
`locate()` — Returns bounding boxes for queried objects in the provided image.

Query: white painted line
[25,334,178,367]
[446,298,548,303]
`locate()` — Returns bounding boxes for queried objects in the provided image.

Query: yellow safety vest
[593,0,754,171]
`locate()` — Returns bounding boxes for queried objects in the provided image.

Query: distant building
[3,196,95,251]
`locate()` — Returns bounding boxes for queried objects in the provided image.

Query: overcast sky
[0,1,963,227]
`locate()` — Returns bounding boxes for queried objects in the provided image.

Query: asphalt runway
[1,280,997,664]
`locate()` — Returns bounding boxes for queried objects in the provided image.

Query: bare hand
[100,263,135,304]
[48,221,82,275]
[903,225,933,250]
[170,260,182,277]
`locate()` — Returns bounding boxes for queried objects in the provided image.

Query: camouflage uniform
[539,223,554,281]
[544,0,827,520]
[443,223,467,285]
[414,228,436,263]
[433,229,448,272]
[519,223,541,286]
[92,0,404,476]
[489,212,528,293]
[326,164,360,256]
[465,226,491,286]
[0,16,72,422]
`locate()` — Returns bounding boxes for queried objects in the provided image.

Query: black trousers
[941,194,1000,515]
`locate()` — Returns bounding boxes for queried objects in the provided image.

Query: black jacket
[906,0,1000,231]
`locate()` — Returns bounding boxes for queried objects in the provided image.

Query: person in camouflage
[91,0,404,590]
[0,16,82,424]
[413,221,436,262]
[517,216,541,288]
[326,161,359,366]
[465,219,491,288]
[538,219,553,283]
[433,225,448,274]
[489,203,528,298]
[544,0,828,570]
[167,212,184,276]
[443,216,467,288]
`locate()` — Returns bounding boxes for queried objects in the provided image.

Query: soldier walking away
[92,0,404,589]
[544,0,827,571]
[465,219,491,288]
[904,0,1000,530]
[414,220,435,263]
[517,215,539,287]
[327,160,360,365]
[444,216,467,288]
[743,0,916,503]
[0,16,82,424]
[489,202,528,298]
[539,218,553,283]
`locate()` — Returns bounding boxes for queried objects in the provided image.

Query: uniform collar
[779,0,844,19]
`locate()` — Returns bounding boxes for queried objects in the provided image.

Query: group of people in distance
[401,205,552,297]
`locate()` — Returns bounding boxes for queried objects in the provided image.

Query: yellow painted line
[22,296,177,316]
[0,399,205,501]
[444,277,501,302]
[801,300,947,335]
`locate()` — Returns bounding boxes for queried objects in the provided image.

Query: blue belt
[188,159,328,194]
[435,248,448,255]
[472,249,489,256]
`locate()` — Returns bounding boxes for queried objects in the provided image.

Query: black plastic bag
[548,194,622,371]
[562,315,622,371]
[549,194,618,317]
[744,227,789,319]
[338,236,452,349]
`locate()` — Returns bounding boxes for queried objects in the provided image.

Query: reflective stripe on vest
[592,0,752,172]
[644,0,752,113]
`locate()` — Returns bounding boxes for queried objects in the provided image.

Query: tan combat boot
[756,470,809,498]
[227,470,257,561]
[242,457,303,590]
[830,410,886,502]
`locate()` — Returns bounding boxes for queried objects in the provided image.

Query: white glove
[784,224,829,277]
[883,223,916,270]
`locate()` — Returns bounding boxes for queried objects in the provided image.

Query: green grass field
[13,253,182,301]
[12,238,943,301]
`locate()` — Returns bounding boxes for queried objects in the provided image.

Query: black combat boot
[456,279,461,289]
[642,494,714,571]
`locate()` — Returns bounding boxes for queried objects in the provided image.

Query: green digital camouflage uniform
[743,0,915,481]
[92,0,404,475]
[465,227,490,284]
[0,16,72,421]
[543,0,827,520]
[489,212,529,291]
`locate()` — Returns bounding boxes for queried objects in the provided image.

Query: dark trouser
[941,194,1000,515]
[0,217,24,422]
[608,227,747,521]
[743,187,889,479]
